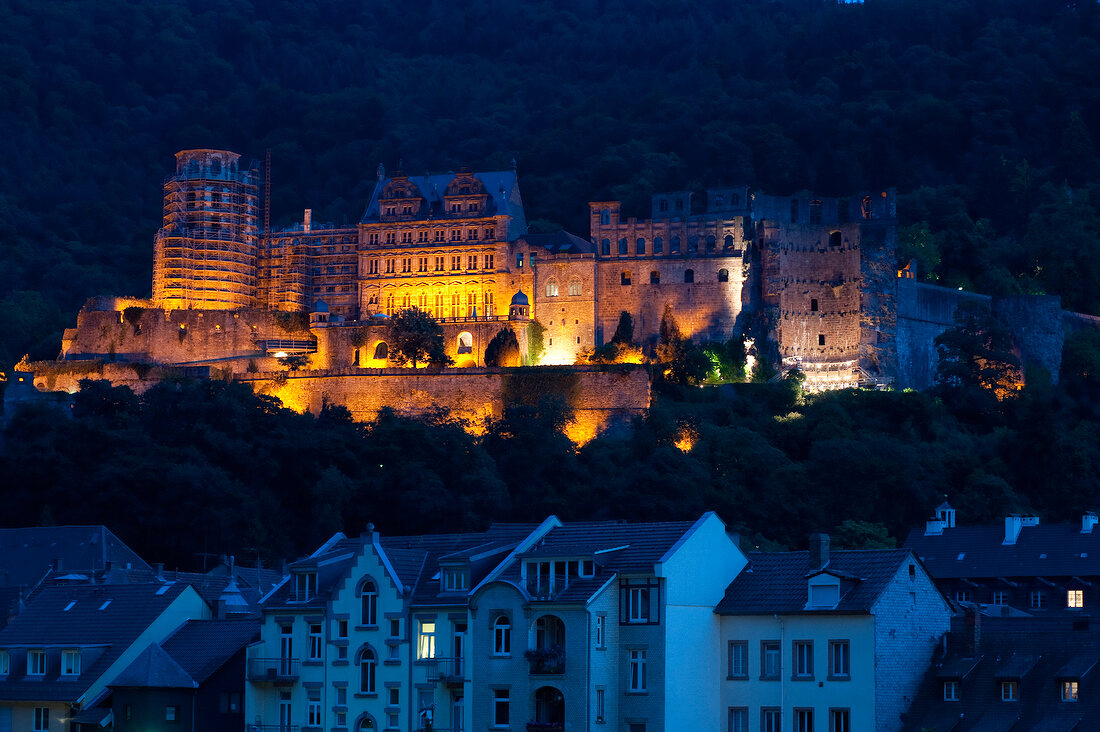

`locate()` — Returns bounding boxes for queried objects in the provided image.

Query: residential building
[716,534,951,732]
[246,513,747,731]
[903,612,1100,730]
[0,582,210,731]
[905,503,1100,616]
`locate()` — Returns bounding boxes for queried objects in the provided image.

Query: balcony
[247,657,300,683]
[525,646,565,675]
[526,724,564,731]
[525,576,568,601]
[246,725,301,732]
[423,656,465,684]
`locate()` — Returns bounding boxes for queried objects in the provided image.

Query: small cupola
[508,291,530,321]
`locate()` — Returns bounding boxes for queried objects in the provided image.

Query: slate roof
[0,526,149,590]
[161,619,258,684]
[491,518,700,604]
[905,521,1100,578]
[109,643,196,688]
[903,616,1100,731]
[0,582,191,702]
[362,170,527,239]
[715,549,914,615]
[522,230,595,255]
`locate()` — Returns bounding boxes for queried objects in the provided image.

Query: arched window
[862,196,873,219]
[568,279,582,296]
[724,234,734,250]
[618,238,628,255]
[457,332,473,354]
[670,236,681,254]
[653,236,663,254]
[705,235,716,252]
[687,236,698,253]
[355,715,376,731]
[684,269,694,284]
[601,239,611,256]
[829,231,842,248]
[546,280,559,297]
[600,210,610,225]
[636,238,646,255]
[493,615,511,655]
[809,199,823,225]
[211,158,221,176]
[534,686,565,725]
[373,342,388,360]
[358,647,377,693]
[718,269,729,283]
[359,579,378,626]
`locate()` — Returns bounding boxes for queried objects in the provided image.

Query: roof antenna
[511,157,517,173]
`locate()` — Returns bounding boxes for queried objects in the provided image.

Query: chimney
[1083,512,1098,534]
[809,533,830,571]
[964,605,982,656]
[303,209,312,232]
[1004,515,1023,545]
[154,563,165,581]
[925,518,946,536]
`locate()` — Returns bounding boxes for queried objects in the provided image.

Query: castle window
[653,236,663,254]
[451,256,461,271]
[451,230,461,241]
[211,158,221,176]
[569,280,582,296]
[468,255,477,270]
[810,200,823,225]
[671,236,681,254]
[715,195,724,208]
[435,256,444,271]
[684,269,694,284]
[601,239,611,256]
[484,228,493,240]
[484,254,495,270]
[468,229,477,240]
[601,210,610,225]
[546,281,559,297]
[790,199,799,223]
[618,238,628,255]
[829,231,842,248]
[621,271,631,286]
[718,268,729,283]
[659,199,668,213]
[650,271,660,285]
[517,253,524,268]
[451,293,460,318]
[811,299,818,312]
[636,238,645,255]
[675,198,684,211]
[706,235,716,252]
[435,230,444,242]
[469,202,478,212]
[419,257,428,272]
[451,203,461,213]
[818,334,826,346]
[688,236,698,253]
[862,196,873,219]
[724,234,734,250]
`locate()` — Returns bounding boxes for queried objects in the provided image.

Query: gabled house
[110,618,260,732]
[903,613,1100,731]
[0,582,210,731]
[905,504,1100,616]
[716,535,951,732]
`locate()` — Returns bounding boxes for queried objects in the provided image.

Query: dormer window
[28,649,45,676]
[806,574,841,609]
[1062,680,1080,701]
[295,571,318,602]
[443,568,468,592]
[62,649,81,676]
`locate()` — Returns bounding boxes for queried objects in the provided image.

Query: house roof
[905,520,1100,579]
[109,643,196,689]
[160,619,258,684]
[362,170,527,239]
[491,519,700,604]
[0,582,191,702]
[0,526,149,591]
[903,616,1100,731]
[716,549,914,615]
[522,230,594,255]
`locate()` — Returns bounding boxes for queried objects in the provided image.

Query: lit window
[1062,680,1079,701]
[546,281,559,297]
[492,688,510,727]
[28,650,45,676]
[569,280,581,296]
[493,615,511,655]
[944,680,960,701]
[829,640,850,678]
[629,650,647,691]
[1068,589,1084,608]
[417,621,436,659]
[62,649,81,676]
[729,641,748,678]
[794,641,814,679]
[1001,680,1018,701]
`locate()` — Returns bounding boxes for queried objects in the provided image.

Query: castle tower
[152,149,260,310]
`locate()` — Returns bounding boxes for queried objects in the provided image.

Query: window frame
[761,708,781,732]
[493,615,511,656]
[794,708,813,732]
[33,707,49,732]
[1001,679,1019,701]
[943,679,960,701]
[1062,679,1080,701]
[793,640,814,680]
[1068,589,1084,608]
[828,640,850,679]
[761,640,781,680]
[829,708,850,732]
[417,620,436,660]
[28,649,45,676]
[628,649,647,692]
[308,623,323,661]
[61,648,81,676]
[728,706,748,732]
[728,640,748,679]
[359,578,378,627]
[492,688,510,728]
[358,647,377,694]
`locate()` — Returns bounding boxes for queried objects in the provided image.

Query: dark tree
[386,308,451,368]
[611,311,634,345]
[934,302,1022,400]
[484,328,520,367]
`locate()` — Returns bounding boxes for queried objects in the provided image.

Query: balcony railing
[526,576,568,600]
[423,656,465,683]
[246,725,301,732]
[525,646,565,675]
[247,657,300,682]
[526,723,564,731]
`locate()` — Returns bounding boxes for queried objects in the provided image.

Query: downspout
[775,614,785,723]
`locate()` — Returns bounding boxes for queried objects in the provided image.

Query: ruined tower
[152,149,260,309]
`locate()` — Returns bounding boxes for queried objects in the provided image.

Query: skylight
[63,601,76,611]
[956,552,965,560]
[98,599,112,610]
